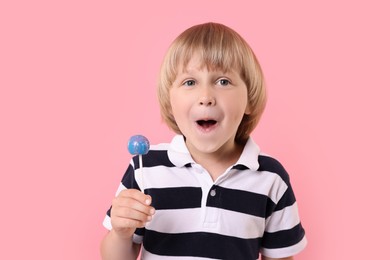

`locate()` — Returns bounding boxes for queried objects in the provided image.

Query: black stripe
[133,150,175,169]
[121,164,141,190]
[258,155,297,210]
[274,185,296,211]
[143,230,260,259]
[106,206,112,217]
[232,164,250,170]
[145,187,202,210]
[258,155,290,184]
[207,185,275,218]
[135,227,145,237]
[262,223,305,249]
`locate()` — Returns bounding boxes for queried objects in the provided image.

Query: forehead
[177,50,239,75]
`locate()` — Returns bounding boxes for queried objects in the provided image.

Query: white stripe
[150,143,170,151]
[219,169,288,204]
[103,215,112,230]
[265,202,301,233]
[115,182,128,195]
[217,208,265,238]
[139,166,200,190]
[133,233,143,244]
[260,235,307,258]
[146,207,265,239]
[104,215,144,245]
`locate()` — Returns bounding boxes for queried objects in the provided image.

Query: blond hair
[157,22,267,143]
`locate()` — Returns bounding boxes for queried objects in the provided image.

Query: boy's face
[169,54,251,157]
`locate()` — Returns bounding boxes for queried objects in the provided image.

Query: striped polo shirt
[103,135,307,259]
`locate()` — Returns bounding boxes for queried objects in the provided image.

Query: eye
[183,80,196,87]
[217,78,231,86]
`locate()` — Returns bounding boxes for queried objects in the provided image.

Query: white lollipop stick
[139,154,144,192]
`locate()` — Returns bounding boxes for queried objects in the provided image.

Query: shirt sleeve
[259,160,307,258]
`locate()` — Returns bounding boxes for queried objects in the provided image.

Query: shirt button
[210,189,216,197]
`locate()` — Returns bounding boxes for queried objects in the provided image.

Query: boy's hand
[110,189,155,240]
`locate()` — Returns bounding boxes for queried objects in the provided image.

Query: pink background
[1,0,389,259]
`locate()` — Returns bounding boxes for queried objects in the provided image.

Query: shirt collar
[235,137,260,171]
[167,135,260,171]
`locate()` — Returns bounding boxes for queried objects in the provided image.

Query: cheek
[229,93,249,117]
[170,90,193,111]
[170,97,181,114]
[170,93,187,118]
[169,91,179,113]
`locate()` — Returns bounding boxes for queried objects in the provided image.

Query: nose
[198,95,216,106]
[197,84,216,106]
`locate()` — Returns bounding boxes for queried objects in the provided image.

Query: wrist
[111,228,135,242]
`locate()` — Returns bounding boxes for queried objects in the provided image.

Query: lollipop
[127,135,150,192]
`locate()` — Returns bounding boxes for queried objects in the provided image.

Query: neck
[188,141,245,181]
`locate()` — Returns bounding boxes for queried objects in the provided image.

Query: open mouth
[196,120,217,130]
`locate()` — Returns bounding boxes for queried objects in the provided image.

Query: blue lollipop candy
[127,135,150,192]
[128,135,150,155]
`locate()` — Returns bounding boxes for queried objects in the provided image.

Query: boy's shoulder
[257,153,291,183]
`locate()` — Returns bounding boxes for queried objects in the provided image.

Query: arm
[262,257,294,260]
[100,189,155,260]
[100,230,141,260]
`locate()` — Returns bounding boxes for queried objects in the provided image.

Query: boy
[101,22,307,260]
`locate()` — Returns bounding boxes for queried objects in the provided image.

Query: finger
[112,196,155,216]
[116,189,154,213]
[111,215,146,230]
[113,205,153,223]
[111,199,155,227]
[118,189,152,205]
